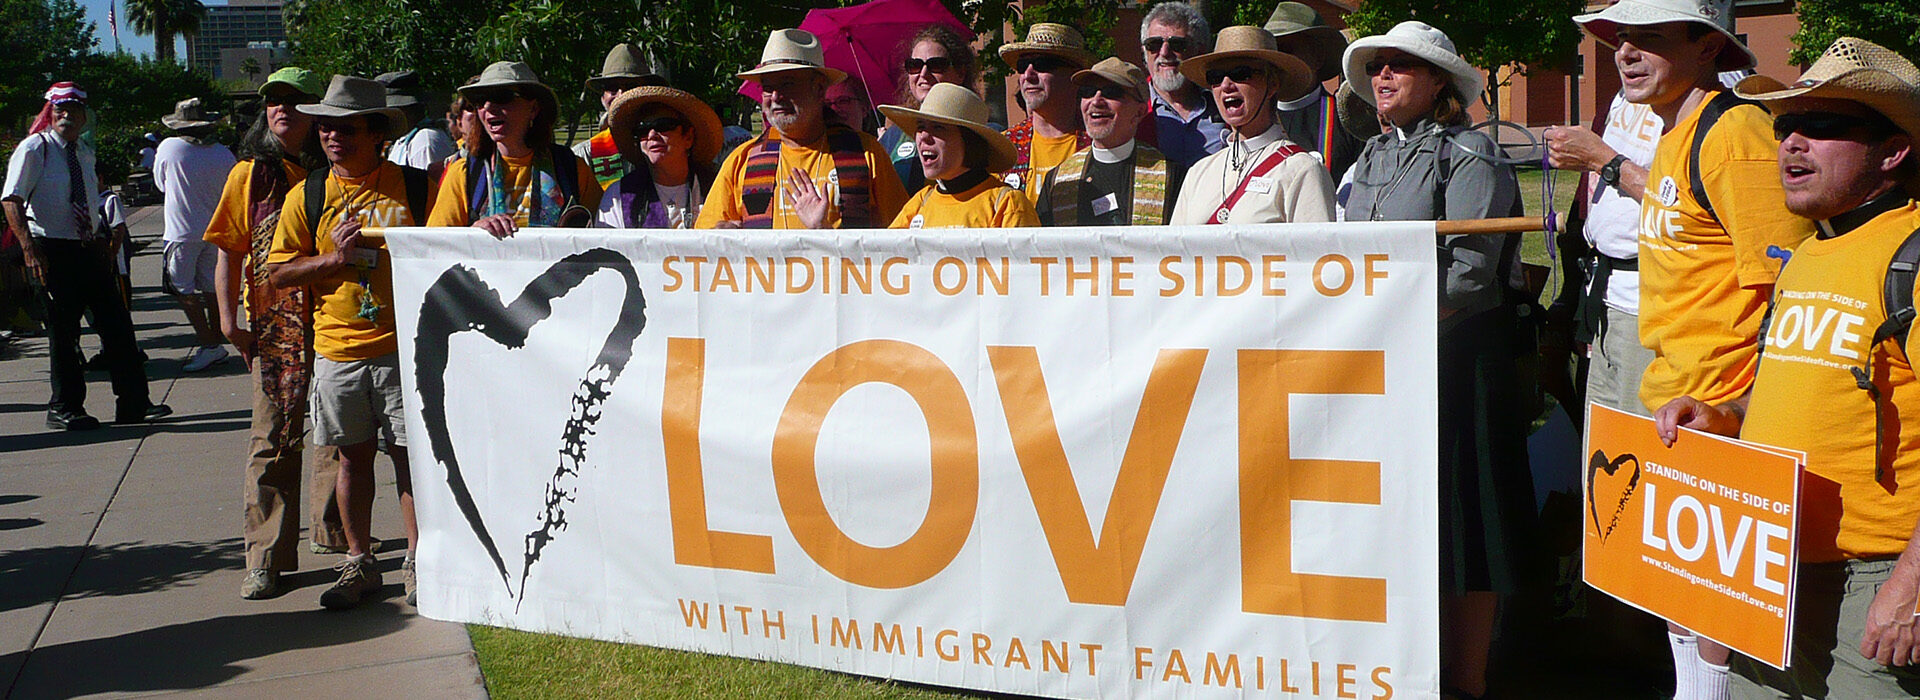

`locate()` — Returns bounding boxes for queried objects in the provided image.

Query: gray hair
[1140,2,1212,52]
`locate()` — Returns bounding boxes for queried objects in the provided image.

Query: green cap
[260,67,325,101]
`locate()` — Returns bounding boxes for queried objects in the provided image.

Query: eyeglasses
[1364,56,1427,76]
[824,97,864,110]
[1142,36,1196,55]
[1773,111,1897,141]
[1077,84,1132,101]
[1016,56,1070,74]
[1204,65,1258,86]
[903,56,954,74]
[316,122,364,137]
[470,89,526,106]
[632,116,687,136]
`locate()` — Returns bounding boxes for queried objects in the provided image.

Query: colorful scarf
[739,126,874,229]
[244,160,314,411]
[1043,143,1173,226]
[583,129,628,188]
[470,151,568,226]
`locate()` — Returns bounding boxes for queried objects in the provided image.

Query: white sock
[1669,632,1700,700]
[1697,659,1730,700]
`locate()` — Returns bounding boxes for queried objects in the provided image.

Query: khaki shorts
[161,239,218,295]
[310,353,407,449]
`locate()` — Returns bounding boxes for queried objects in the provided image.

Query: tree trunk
[156,28,174,63]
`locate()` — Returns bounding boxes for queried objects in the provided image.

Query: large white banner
[387,224,1439,699]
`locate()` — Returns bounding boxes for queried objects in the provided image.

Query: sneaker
[319,554,383,610]
[311,537,384,555]
[115,403,173,424]
[402,557,417,606]
[241,569,281,600]
[182,345,229,372]
[46,409,101,431]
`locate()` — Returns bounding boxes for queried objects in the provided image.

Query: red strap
[1206,144,1305,225]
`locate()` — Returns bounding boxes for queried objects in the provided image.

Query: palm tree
[126,0,207,65]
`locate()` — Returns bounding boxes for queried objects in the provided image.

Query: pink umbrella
[738,0,973,109]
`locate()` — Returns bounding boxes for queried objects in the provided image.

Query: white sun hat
[1342,21,1485,108]
[1573,0,1756,71]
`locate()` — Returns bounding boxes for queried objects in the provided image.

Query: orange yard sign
[1583,404,1805,669]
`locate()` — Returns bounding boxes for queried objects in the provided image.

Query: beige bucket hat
[1342,21,1485,107]
[458,62,562,128]
[161,97,218,131]
[608,86,725,166]
[296,75,409,138]
[1735,37,1920,142]
[998,23,1096,71]
[737,29,847,85]
[1264,2,1347,83]
[588,44,666,90]
[1072,57,1150,102]
[1178,26,1315,101]
[878,83,1017,172]
[1573,0,1755,71]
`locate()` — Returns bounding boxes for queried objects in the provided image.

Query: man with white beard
[1140,2,1225,169]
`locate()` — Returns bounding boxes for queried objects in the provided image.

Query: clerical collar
[936,168,992,194]
[1818,188,1911,239]
[1277,88,1324,112]
[1091,140,1136,164]
[1238,123,1289,152]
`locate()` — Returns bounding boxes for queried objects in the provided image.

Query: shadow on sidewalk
[5,410,251,452]
[0,538,243,614]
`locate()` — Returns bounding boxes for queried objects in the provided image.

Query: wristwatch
[1598,154,1628,188]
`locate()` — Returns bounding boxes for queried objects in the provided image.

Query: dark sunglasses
[632,116,687,136]
[315,122,364,137]
[903,56,953,73]
[1016,56,1070,74]
[1142,36,1196,55]
[1077,84,1132,101]
[470,89,526,105]
[1204,65,1258,86]
[1364,56,1427,76]
[1772,111,1897,142]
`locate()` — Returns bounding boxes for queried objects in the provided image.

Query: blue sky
[78,0,168,59]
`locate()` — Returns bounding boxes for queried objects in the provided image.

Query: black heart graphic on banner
[1586,449,1642,544]
[414,248,647,602]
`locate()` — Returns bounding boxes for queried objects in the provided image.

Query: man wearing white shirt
[155,98,239,373]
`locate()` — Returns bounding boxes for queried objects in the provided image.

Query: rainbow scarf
[471,151,568,226]
[583,129,628,187]
[739,126,873,229]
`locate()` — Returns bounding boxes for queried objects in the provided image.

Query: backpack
[1686,92,1766,225]
[302,165,430,245]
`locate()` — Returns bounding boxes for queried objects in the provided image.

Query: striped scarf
[1005,118,1089,188]
[583,129,628,188]
[739,126,874,229]
[1042,144,1172,226]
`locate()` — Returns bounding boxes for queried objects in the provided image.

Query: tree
[1789,0,1920,67]
[473,0,651,139]
[0,0,95,132]
[67,51,228,186]
[125,0,205,65]
[627,1,809,124]
[1344,0,1585,121]
[284,0,505,95]
[240,56,261,84]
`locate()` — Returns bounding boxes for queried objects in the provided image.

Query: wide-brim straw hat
[737,29,847,85]
[877,83,1017,173]
[1264,2,1347,83]
[588,44,666,90]
[1072,57,1150,102]
[260,67,324,102]
[1736,37,1920,157]
[296,75,410,138]
[459,61,562,130]
[608,86,725,166]
[1178,26,1315,102]
[1343,21,1486,107]
[998,22,1095,71]
[1573,0,1755,71]
[161,97,218,130]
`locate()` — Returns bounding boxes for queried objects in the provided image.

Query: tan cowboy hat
[998,23,1095,71]
[608,86,725,166]
[296,76,409,137]
[1736,37,1920,142]
[1265,2,1347,83]
[1072,57,1150,102]
[737,29,847,85]
[160,97,218,130]
[1342,21,1485,107]
[1574,0,1755,71]
[459,62,562,129]
[588,44,666,90]
[1178,26,1315,101]
[878,83,1017,172]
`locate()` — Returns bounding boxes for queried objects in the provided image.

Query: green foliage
[0,0,96,132]
[1201,0,1283,31]
[124,0,205,63]
[1346,0,1585,116]
[67,51,229,186]
[1789,0,1920,67]
[285,0,506,95]
[473,0,651,132]
[630,1,811,125]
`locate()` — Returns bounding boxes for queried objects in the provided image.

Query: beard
[1150,70,1188,94]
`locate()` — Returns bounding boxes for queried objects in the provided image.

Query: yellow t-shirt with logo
[694,128,908,229]
[1637,92,1815,410]
[266,163,434,362]
[427,152,603,228]
[1741,203,1920,562]
[204,159,307,317]
[889,177,1040,229]
[1021,131,1082,201]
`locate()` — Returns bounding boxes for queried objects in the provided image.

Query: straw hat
[1735,37,1920,142]
[998,23,1095,71]
[260,67,324,101]
[1178,26,1314,102]
[608,86,725,166]
[1264,2,1347,83]
[588,44,666,90]
[459,62,561,128]
[161,97,218,131]
[296,75,409,138]
[878,83,1017,172]
[1072,57,1150,102]
[1573,0,1755,71]
[1342,21,1485,107]
[736,29,847,85]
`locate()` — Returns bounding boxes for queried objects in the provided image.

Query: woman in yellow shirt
[877,83,1037,229]
[426,61,601,235]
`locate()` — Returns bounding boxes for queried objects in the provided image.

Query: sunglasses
[1016,56,1070,74]
[1077,84,1132,101]
[316,122,364,137]
[1204,65,1259,86]
[470,89,526,105]
[1364,56,1427,76]
[632,116,687,136]
[903,56,953,73]
[1142,36,1196,55]
[1772,111,1897,142]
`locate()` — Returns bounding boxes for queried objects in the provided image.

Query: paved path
[0,207,486,699]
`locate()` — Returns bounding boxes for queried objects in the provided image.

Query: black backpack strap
[549,143,581,206]
[1874,226,1920,357]
[1688,93,1764,224]
[303,169,328,255]
[400,165,429,225]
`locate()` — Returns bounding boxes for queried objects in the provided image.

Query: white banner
[387,224,1439,699]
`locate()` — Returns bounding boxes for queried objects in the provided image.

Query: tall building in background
[186,0,288,85]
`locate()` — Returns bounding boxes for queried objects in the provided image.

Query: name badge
[1656,176,1680,208]
[910,214,926,229]
[1246,177,1275,195]
[1091,192,1119,216]
[348,248,379,269]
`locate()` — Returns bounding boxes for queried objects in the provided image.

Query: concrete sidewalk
[0,207,486,699]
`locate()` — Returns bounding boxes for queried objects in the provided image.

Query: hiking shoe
[319,555,383,610]
[182,345,229,372]
[311,537,383,555]
[240,569,281,600]
[46,409,101,431]
[402,557,417,606]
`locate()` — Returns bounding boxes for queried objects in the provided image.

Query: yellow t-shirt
[203,159,307,317]
[266,163,434,362]
[889,176,1040,229]
[427,151,603,227]
[1021,130,1082,201]
[694,128,908,229]
[1742,203,1920,562]
[1637,92,1815,410]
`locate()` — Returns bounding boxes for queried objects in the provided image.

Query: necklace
[328,167,385,321]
